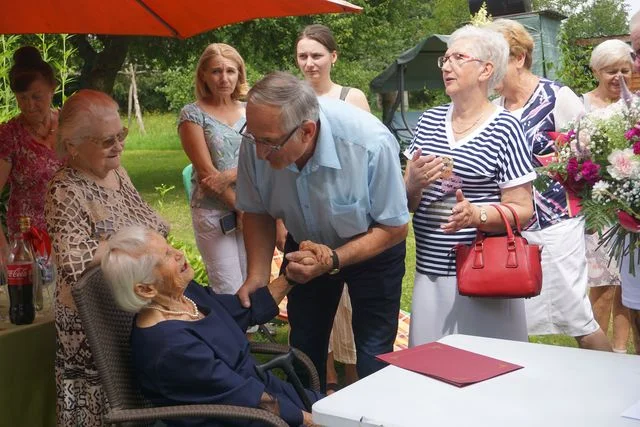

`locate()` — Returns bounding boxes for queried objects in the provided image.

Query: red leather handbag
[455,204,543,298]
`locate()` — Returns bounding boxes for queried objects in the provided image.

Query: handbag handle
[490,204,514,239]
[498,204,522,234]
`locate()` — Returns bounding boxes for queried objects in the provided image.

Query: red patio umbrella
[1,0,362,38]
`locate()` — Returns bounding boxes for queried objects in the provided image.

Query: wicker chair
[72,266,320,426]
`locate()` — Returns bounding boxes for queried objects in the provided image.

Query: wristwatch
[328,250,340,275]
[479,206,488,224]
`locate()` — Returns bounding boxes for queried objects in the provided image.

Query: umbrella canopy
[369,34,449,94]
[1,0,362,38]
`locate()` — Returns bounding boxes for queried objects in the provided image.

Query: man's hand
[236,277,265,308]
[285,242,333,284]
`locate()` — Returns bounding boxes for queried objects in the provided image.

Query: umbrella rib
[134,0,180,37]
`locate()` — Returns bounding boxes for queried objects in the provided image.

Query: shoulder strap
[339,86,351,101]
[499,204,522,234]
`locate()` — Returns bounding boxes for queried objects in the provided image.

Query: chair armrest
[105,404,288,427]
[250,342,320,392]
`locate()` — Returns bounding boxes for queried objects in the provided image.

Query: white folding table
[312,334,640,426]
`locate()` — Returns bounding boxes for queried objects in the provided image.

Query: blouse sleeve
[45,177,99,283]
[177,103,205,129]
[495,114,536,189]
[554,86,585,131]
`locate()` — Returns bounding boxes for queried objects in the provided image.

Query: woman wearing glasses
[404,25,535,346]
[489,19,611,351]
[45,89,169,426]
[178,43,248,294]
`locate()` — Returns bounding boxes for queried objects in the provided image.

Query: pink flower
[580,160,600,184]
[607,149,640,179]
[625,124,640,141]
[566,157,579,178]
[634,141,640,155]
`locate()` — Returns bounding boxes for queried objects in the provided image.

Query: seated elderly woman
[101,226,322,427]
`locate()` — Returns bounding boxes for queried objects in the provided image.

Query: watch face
[480,209,487,222]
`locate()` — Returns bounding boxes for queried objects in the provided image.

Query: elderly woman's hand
[405,148,444,194]
[441,189,480,234]
[285,242,333,284]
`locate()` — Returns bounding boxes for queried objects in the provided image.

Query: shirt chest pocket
[329,200,370,239]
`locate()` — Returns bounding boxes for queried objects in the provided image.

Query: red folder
[377,342,523,387]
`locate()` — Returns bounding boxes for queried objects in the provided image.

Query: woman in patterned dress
[0,46,63,267]
[490,18,611,351]
[178,43,248,294]
[404,25,535,346]
[45,89,169,426]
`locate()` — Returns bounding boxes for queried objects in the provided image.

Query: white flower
[607,149,640,180]
[591,181,610,202]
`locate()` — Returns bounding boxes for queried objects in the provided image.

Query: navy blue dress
[131,282,322,426]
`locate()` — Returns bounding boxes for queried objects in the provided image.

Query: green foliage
[155,67,196,112]
[535,0,629,92]
[0,34,78,122]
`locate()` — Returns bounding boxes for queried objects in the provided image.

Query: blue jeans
[283,236,405,391]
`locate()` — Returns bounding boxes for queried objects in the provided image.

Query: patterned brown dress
[45,166,169,426]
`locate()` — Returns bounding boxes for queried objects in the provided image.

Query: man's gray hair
[589,39,633,71]
[247,71,320,131]
[448,25,509,93]
[101,226,160,313]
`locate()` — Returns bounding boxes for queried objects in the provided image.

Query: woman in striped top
[404,25,535,346]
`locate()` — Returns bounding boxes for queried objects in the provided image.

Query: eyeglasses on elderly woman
[437,52,484,69]
[87,127,128,149]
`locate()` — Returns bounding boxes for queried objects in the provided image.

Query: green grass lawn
[122,113,635,354]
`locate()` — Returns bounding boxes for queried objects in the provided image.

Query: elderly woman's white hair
[589,39,633,71]
[448,25,509,93]
[56,89,119,158]
[101,225,160,313]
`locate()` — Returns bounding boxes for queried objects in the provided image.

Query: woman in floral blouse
[178,43,248,294]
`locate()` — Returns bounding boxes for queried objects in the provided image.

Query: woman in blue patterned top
[404,25,535,346]
[490,19,611,351]
[178,43,248,294]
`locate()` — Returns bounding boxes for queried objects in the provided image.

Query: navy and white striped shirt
[407,104,536,276]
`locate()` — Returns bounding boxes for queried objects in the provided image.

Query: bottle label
[7,264,33,286]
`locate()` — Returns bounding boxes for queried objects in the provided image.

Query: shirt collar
[310,107,341,170]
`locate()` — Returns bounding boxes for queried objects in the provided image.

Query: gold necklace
[452,110,486,134]
[147,296,201,319]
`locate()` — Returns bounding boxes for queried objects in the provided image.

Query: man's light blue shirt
[236,97,409,249]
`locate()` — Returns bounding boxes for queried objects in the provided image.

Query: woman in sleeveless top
[291,23,370,392]
[582,40,636,353]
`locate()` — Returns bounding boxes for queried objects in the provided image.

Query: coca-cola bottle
[7,216,36,325]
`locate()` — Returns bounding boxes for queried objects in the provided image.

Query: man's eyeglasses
[437,52,484,69]
[241,123,301,152]
[88,127,128,149]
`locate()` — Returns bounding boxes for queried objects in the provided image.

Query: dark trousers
[282,235,405,392]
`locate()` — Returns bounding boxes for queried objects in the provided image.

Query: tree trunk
[71,35,131,95]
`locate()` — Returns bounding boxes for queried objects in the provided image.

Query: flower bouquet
[539,82,640,275]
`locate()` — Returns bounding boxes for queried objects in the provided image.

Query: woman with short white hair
[101,226,322,427]
[582,39,634,353]
[404,24,535,346]
[45,89,169,425]
[583,39,634,112]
